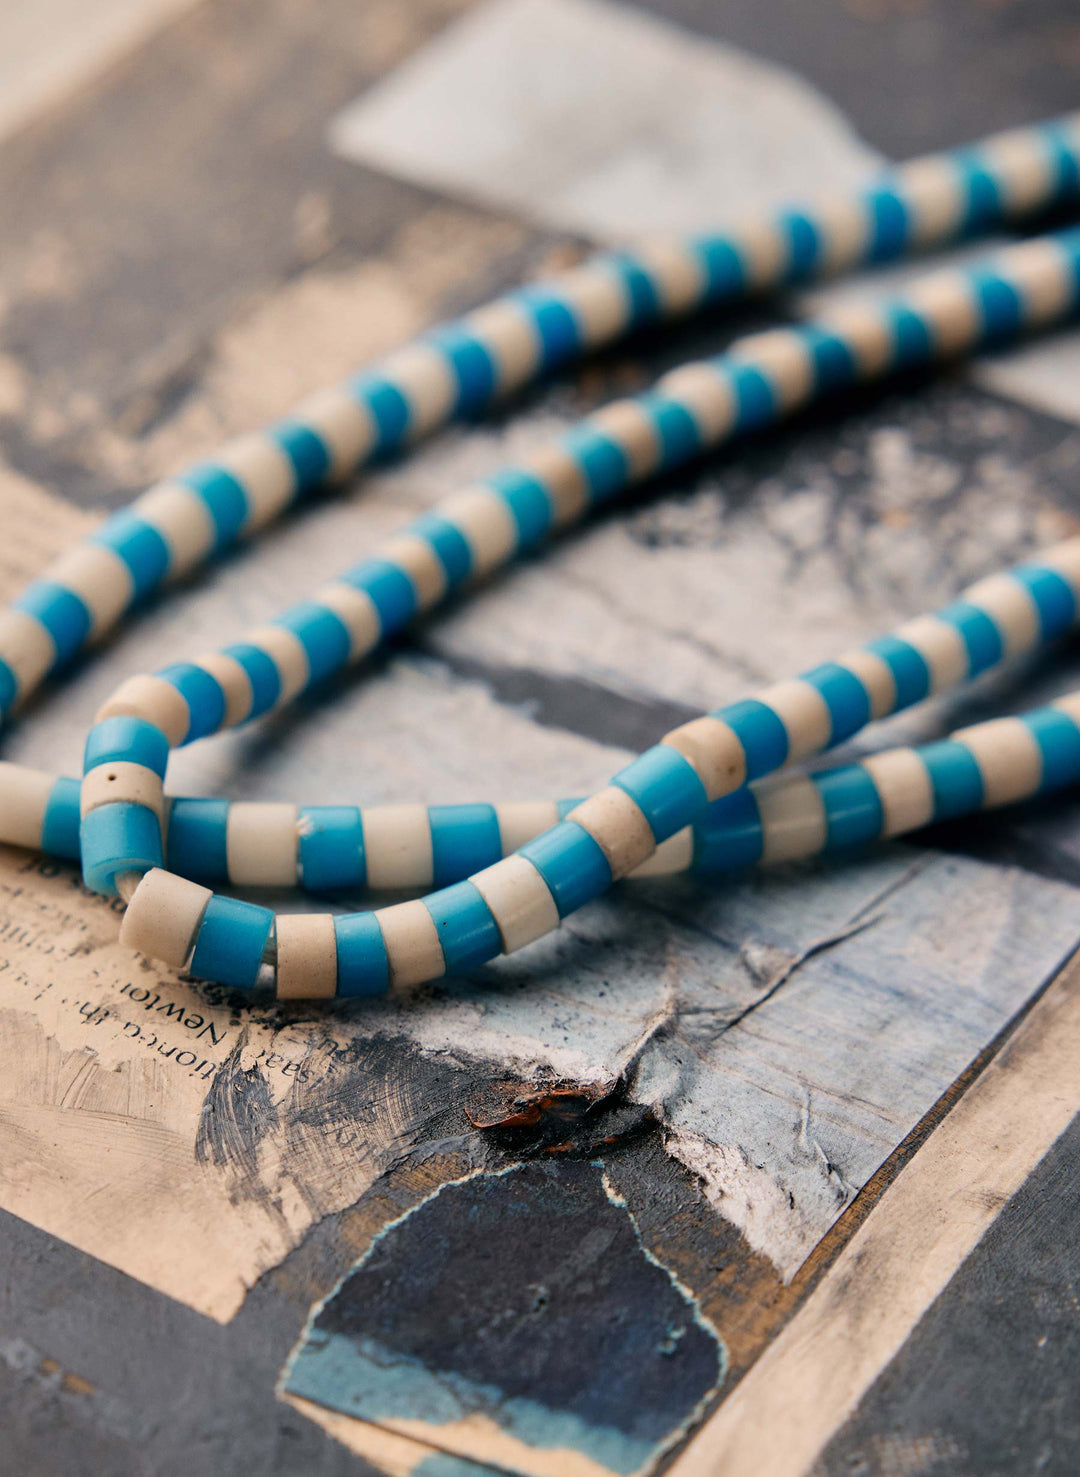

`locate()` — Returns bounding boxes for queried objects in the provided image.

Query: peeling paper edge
[278,1160,728,1477]
[663,1129,828,1284]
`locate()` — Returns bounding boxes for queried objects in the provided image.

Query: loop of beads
[2,117,1080,997]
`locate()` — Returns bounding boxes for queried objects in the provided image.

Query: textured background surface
[2,3,1080,1475]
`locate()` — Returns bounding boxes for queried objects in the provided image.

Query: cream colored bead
[905,272,979,355]
[995,237,1075,325]
[895,615,968,693]
[630,826,694,878]
[220,435,295,533]
[814,195,871,274]
[895,156,966,244]
[662,717,747,800]
[363,804,433,890]
[817,304,894,378]
[958,716,1042,807]
[134,482,216,577]
[119,867,211,968]
[382,344,456,438]
[276,912,337,1000]
[440,486,518,576]
[567,786,655,879]
[293,385,377,480]
[380,533,446,610]
[0,763,55,849]
[964,573,1039,658]
[246,625,309,704]
[727,217,787,289]
[0,609,55,699]
[377,899,445,988]
[226,803,298,887]
[47,543,132,638]
[980,128,1056,214]
[730,331,814,411]
[521,445,588,527]
[757,775,827,864]
[758,679,832,761]
[95,674,190,747]
[560,264,628,345]
[633,240,705,314]
[589,401,660,478]
[466,299,541,392]
[80,762,165,820]
[836,648,895,721]
[495,800,560,854]
[316,582,382,657]
[193,651,253,728]
[654,363,736,442]
[471,855,559,954]
[861,748,935,837]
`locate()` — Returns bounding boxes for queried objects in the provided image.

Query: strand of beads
[3,115,1080,729]
[11,681,1080,899]
[97,527,1080,995]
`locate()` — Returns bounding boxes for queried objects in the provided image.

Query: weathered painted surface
[3,0,1080,1474]
[284,1162,725,1477]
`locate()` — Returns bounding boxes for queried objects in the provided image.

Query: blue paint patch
[281,1162,725,1477]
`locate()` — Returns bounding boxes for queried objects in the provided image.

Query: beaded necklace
[4,116,1080,999]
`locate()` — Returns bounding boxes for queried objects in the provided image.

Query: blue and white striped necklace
[4,114,1080,999]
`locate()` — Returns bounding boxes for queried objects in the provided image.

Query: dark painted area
[285,1160,724,1471]
[815,1110,1080,1477]
[638,0,1080,159]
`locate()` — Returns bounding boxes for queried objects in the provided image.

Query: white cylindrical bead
[589,401,661,479]
[731,330,814,410]
[495,800,560,855]
[316,582,382,656]
[381,344,456,438]
[654,364,736,443]
[440,486,518,575]
[758,679,833,762]
[895,615,969,693]
[194,651,253,728]
[0,763,55,848]
[471,855,560,954]
[837,648,896,721]
[95,674,190,747]
[964,573,1039,658]
[363,805,434,890]
[220,435,295,533]
[380,533,447,610]
[521,446,588,527]
[905,272,980,355]
[567,786,655,879]
[119,867,212,968]
[293,386,377,481]
[959,716,1043,807]
[226,803,298,886]
[377,899,445,988]
[276,912,337,1000]
[662,717,747,800]
[80,763,165,820]
[134,482,216,577]
[466,299,541,392]
[47,544,133,637]
[247,626,309,704]
[757,775,827,863]
[861,748,935,837]
[0,609,57,696]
